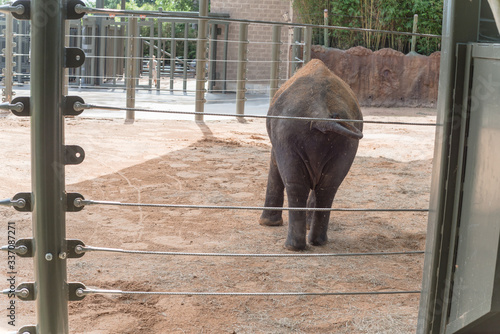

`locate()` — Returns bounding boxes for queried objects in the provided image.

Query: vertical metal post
[236,23,248,117]
[269,25,281,104]
[15,20,21,84]
[411,14,418,53]
[2,13,13,103]
[91,21,97,85]
[31,0,68,332]
[97,19,105,86]
[156,19,162,91]
[148,20,154,89]
[64,21,70,95]
[303,26,312,64]
[125,17,138,123]
[208,23,218,93]
[324,9,329,48]
[170,22,176,93]
[195,0,209,121]
[291,27,302,75]
[222,24,229,94]
[77,19,82,87]
[183,22,188,93]
[112,23,118,86]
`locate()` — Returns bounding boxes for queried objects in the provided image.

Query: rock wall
[311,46,441,108]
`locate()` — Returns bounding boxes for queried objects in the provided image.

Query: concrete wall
[210,0,294,94]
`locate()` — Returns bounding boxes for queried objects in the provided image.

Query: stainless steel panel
[446,49,500,334]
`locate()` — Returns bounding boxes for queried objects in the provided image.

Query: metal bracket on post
[10,0,30,20]
[65,48,86,68]
[16,283,35,301]
[66,193,85,212]
[12,192,32,212]
[66,0,86,20]
[64,146,85,165]
[14,238,33,257]
[66,240,85,258]
[17,326,37,334]
[68,282,86,301]
[63,96,85,116]
[9,96,30,117]
[11,238,85,259]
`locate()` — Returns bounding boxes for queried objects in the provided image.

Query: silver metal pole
[31,0,69,331]
[170,22,176,93]
[291,27,302,75]
[98,18,105,86]
[183,22,188,93]
[64,21,70,95]
[236,23,248,117]
[125,17,138,123]
[112,23,118,86]
[222,24,229,93]
[157,19,162,91]
[269,25,281,104]
[2,13,13,103]
[195,0,208,121]
[15,20,21,84]
[303,26,312,64]
[148,20,154,89]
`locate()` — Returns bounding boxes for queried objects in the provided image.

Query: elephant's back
[269,59,362,122]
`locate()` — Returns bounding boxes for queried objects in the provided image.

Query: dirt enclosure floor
[0,107,436,333]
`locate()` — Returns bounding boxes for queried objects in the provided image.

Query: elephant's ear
[313,120,363,140]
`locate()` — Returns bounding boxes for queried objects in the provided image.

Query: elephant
[259,59,363,251]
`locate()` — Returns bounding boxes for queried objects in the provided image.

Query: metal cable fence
[0,1,433,332]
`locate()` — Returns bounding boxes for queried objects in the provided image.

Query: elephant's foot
[259,217,283,226]
[308,234,328,246]
[284,238,307,251]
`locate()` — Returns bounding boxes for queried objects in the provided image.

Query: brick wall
[210,0,294,94]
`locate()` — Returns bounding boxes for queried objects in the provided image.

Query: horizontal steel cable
[78,245,424,258]
[76,103,438,127]
[75,199,429,213]
[75,5,441,39]
[79,288,421,297]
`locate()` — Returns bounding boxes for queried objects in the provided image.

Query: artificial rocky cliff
[311,45,440,108]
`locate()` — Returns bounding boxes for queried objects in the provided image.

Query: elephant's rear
[269,60,361,118]
[261,59,364,251]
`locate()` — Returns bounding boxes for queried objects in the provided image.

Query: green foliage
[156,0,199,12]
[102,0,198,11]
[292,0,443,55]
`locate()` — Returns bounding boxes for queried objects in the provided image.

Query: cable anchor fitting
[0,1,27,19]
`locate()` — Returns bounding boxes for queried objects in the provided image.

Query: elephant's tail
[313,119,363,140]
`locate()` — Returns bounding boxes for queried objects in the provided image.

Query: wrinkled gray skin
[259,60,363,251]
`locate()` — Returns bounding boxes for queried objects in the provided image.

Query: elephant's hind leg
[260,151,285,226]
[285,182,310,251]
[307,187,337,246]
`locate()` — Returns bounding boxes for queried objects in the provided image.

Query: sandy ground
[0,107,436,333]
